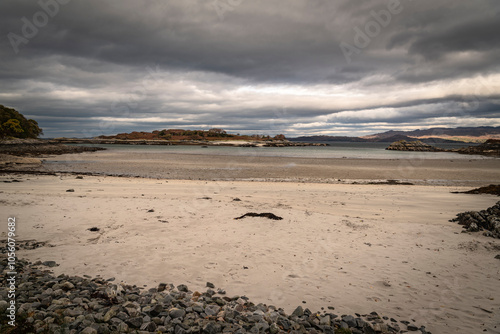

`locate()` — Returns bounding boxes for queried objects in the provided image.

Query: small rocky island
[84,129,328,147]
[385,140,445,152]
[386,139,500,157]
[52,138,328,148]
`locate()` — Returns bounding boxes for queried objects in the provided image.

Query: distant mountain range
[290,127,500,144]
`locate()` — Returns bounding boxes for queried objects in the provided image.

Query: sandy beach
[1,153,500,333]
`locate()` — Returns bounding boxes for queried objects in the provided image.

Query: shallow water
[71,142,490,160]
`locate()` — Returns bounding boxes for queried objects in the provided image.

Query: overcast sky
[1,0,499,138]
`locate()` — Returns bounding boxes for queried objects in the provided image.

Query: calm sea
[73,142,491,160]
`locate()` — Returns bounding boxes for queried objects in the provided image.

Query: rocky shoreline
[51,138,328,147]
[386,139,500,157]
[454,139,500,157]
[0,258,430,334]
[0,139,105,157]
[452,184,500,196]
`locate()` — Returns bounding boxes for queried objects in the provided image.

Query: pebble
[407,324,419,331]
[42,260,57,267]
[169,307,186,319]
[291,305,304,317]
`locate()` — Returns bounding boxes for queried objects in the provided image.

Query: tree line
[0,105,43,139]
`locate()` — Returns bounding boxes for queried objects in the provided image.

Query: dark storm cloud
[0,0,499,137]
[2,2,354,87]
[405,9,500,59]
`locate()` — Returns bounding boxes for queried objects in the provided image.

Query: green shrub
[0,105,43,139]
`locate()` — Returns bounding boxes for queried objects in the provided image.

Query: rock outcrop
[454,139,500,157]
[263,142,327,147]
[385,140,444,152]
[386,139,500,157]
[452,184,500,196]
[0,139,105,156]
[450,201,500,238]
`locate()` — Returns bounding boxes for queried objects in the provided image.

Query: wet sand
[39,150,500,186]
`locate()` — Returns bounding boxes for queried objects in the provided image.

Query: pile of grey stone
[0,258,430,333]
[450,201,500,238]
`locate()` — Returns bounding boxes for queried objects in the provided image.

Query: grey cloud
[1,0,499,137]
[406,11,500,60]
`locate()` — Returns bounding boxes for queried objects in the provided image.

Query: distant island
[97,128,286,142]
[291,126,500,144]
[53,126,500,146]
[53,129,326,147]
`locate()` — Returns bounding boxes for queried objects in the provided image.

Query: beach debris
[76,176,84,179]
[234,212,283,220]
[66,188,75,192]
[450,201,500,238]
[232,197,241,201]
[147,209,155,212]
[367,179,414,185]
[452,184,500,196]
[88,227,100,232]
[473,306,494,314]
